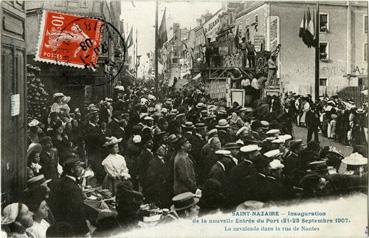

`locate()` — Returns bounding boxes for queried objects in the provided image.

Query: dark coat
[306,110,320,129]
[137,148,154,193]
[208,162,226,187]
[144,157,171,208]
[51,134,72,164]
[48,176,89,235]
[173,152,197,195]
[40,149,58,180]
[84,122,102,157]
[124,137,141,177]
[185,132,205,182]
[217,129,231,145]
[226,160,257,206]
[283,151,304,186]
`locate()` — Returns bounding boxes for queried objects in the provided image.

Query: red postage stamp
[35,10,104,70]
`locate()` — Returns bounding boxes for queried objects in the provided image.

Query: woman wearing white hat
[50,93,65,113]
[1,203,34,238]
[101,136,131,195]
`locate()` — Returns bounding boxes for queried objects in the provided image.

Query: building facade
[234,1,368,97]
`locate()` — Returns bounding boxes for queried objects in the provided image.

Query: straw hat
[53,92,65,98]
[240,145,261,153]
[28,119,40,127]
[236,201,264,211]
[269,159,285,170]
[342,153,367,166]
[103,136,123,147]
[171,192,199,211]
[216,119,229,129]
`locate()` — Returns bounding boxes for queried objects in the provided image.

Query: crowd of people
[1,83,367,238]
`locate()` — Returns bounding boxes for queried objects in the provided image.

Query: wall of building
[270,2,367,96]
[351,5,368,75]
[235,3,269,44]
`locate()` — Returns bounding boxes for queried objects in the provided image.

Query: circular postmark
[49,14,126,87]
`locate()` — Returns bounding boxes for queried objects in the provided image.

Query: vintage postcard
[0,0,368,237]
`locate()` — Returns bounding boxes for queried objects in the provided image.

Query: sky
[120,0,222,75]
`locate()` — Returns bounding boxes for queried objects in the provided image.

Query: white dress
[101,153,130,194]
[27,219,50,238]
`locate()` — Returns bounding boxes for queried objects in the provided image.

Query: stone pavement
[292,124,353,157]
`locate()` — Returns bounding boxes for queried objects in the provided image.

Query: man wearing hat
[192,123,207,180]
[112,86,126,111]
[173,137,198,195]
[182,122,203,180]
[99,98,113,124]
[137,135,155,195]
[171,192,200,219]
[216,119,232,145]
[306,105,320,143]
[144,144,171,208]
[283,139,304,186]
[39,136,59,180]
[208,150,234,188]
[227,145,261,206]
[264,159,292,200]
[48,156,91,236]
[224,143,242,167]
[250,120,265,141]
[85,108,105,184]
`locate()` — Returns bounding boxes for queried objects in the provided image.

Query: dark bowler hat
[25,175,51,191]
[289,139,303,150]
[171,192,199,211]
[63,156,84,168]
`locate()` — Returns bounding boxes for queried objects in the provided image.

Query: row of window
[319,42,367,62]
[319,78,365,87]
[246,13,367,34]
[318,14,367,34]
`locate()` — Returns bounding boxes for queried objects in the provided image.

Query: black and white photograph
[0,0,368,237]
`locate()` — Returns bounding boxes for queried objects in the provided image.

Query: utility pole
[155,0,159,94]
[315,1,320,102]
[135,29,138,79]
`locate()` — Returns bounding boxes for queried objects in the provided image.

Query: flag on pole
[158,8,168,49]
[299,11,306,39]
[126,27,133,48]
[299,9,316,48]
[306,9,315,48]
[234,26,240,49]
